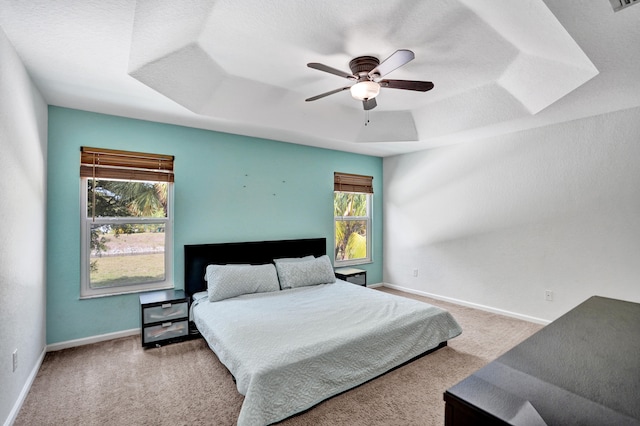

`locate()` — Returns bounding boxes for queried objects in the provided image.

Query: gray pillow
[206,263,279,302]
[275,255,336,289]
[204,264,249,281]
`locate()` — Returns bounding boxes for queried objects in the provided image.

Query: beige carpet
[15,289,542,425]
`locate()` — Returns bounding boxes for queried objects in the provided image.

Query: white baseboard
[381,283,550,325]
[46,328,139,352]
[4,346,46,426]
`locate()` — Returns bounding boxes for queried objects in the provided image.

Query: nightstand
[139,289,189,348]
[335,267,367,286]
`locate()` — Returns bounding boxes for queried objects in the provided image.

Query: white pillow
[204,264,250,281]
[274,255,336,289]
[206,263,279,302]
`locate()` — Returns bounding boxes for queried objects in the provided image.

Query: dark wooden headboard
[184,238,326,297]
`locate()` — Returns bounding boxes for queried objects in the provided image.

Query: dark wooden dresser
[444,296,640,425]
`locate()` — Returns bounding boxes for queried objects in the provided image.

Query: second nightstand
[335,267,367,286]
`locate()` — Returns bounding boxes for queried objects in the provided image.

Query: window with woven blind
[333,172,373,194]
[80,146,174,182]
[79,147,174,298]
[334,172,373,266]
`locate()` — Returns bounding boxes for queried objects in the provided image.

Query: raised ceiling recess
[127,0,597,146]
[2,0,625,156]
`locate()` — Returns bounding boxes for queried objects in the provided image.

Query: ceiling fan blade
[363,98,377,110]
[305,86,351,102]
[307,63,357,80]
[379,79,434,92]
[368,49,415,80]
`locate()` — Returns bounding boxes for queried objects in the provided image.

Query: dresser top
[446,296,640,425]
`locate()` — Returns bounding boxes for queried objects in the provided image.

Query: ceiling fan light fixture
[307,50,431,110]
[350,81,380,100]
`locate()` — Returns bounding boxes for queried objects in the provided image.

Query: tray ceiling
[1,0,639,156]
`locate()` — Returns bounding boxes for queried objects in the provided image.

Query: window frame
[333,191,373,267]
[79,177,174,299]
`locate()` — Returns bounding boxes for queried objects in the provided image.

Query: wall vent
[609,0,640,12]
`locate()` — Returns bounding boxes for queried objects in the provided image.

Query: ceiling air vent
[609,0,640,12]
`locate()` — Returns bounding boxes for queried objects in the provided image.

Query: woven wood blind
[334,172,373,194]
[80,147,174,182]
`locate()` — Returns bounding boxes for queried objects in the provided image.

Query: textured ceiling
[1,0,639,156]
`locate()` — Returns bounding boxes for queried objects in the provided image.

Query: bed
[185,238,462,425]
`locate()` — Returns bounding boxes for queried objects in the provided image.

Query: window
[80,147,174,298]
[334,172,373,266]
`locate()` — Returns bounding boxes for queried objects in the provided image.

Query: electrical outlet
[413,268,418,277]
[12,350,17,372]
[545,290,554,302]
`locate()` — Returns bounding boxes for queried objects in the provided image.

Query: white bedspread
[192,281,462,426]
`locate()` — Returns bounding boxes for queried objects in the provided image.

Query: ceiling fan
[305,49,434,111]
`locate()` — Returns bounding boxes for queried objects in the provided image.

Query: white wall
[0,28,48,425]
[384,106,640,323]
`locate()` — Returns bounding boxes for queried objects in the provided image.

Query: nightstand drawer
[335,267,367,286]
[143,320,188,344]
[343,273,366,286]
[142,301,188,325]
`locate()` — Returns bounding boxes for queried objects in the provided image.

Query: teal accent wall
[47,107,383,344]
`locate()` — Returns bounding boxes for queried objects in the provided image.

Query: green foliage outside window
[87,179,168,287]
[334,192,369,262]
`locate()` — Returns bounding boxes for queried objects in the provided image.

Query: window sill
[334,259,372,268]
[79,283,174,300]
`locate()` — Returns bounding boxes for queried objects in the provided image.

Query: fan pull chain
[364,110,370,126]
